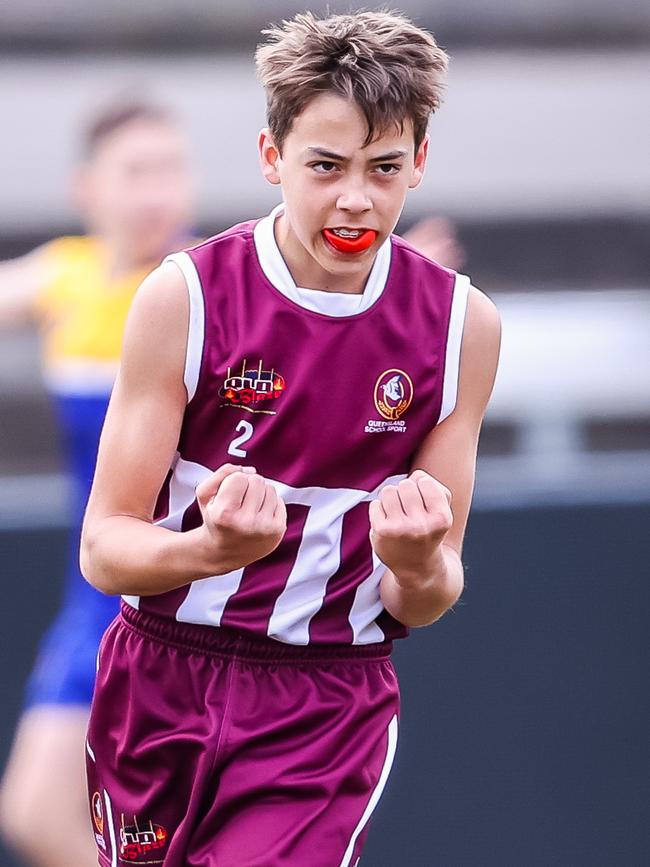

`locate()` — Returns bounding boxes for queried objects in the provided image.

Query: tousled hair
[255,10,449,154]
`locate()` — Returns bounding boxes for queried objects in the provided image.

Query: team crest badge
[219,358,285,415]
[365,368,414,434]
[374,369,413,420]
[119,813,168,863]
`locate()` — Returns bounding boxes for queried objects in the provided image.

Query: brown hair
[81,98,177,159]
[255,10,449,154]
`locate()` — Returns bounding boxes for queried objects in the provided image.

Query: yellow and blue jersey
[33,235,149,395]
[24,235,153,707]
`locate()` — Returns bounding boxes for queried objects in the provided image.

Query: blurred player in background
[81,10,497,867]
[0,99,196,867]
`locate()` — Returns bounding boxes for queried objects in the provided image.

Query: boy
[0,99,195,867]
[81,11,500,867]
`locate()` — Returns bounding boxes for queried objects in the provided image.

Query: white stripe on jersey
[267,483,368,644]
[177,565,247,627]
[122,457,406,644]
[348,550,390,644]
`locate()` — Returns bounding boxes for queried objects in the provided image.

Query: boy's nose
[336,185,373,214]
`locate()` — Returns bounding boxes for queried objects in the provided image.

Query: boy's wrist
[178,524,239,580]
[389,544,448,591]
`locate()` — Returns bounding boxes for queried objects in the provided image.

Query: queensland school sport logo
[219,358,286,415]
[365,368,414,434]
[374,369,414,419]
[119,814,168,863]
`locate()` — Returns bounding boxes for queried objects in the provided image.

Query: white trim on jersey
[438,272,472,423]
[162,251,205,403]
[254,203,392,317]
[121,594,140,610]
[338,714,399,867]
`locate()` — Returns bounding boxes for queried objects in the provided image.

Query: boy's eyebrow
[305,147,408,162]
[369,149,408,161]
[305,147,348,161]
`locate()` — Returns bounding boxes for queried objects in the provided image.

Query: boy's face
[259,93,428,289]
[73,119,195,263]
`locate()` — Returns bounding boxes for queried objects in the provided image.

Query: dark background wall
[2,503,647,867]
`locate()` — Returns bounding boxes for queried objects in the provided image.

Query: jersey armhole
[161,251,205,404]
[438,272,471,424]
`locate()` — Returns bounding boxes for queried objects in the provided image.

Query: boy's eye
[312,161,338,173]
[375,163,400,175]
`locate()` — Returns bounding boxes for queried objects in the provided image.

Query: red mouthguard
[323,228,378,254]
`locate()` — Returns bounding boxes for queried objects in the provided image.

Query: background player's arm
[0,245,52,326]
[80,263,286,597]
[376,286,501,627]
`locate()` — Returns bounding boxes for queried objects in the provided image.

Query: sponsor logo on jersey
[219,358,286,415]
[366,368,414,433]
[118,814,168,863]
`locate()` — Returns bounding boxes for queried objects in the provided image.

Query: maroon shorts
[86,601,401,866]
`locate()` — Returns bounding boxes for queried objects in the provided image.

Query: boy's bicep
[85,263,190,524]
[411,286,501,555]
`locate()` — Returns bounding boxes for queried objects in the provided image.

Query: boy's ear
[258,128,282,186]
[408,133,429,190]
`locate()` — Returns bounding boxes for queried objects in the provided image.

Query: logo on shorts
[92,791,107,849]
[118,814,168,863]
[365,368,414,434]
[92,792,104,835]
[219,358,286,415]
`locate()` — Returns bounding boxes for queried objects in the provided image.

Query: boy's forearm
[80,516,227,597]
[379,544,464,627]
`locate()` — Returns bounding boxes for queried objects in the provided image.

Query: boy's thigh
[85,617,400,867]
[85,617,231,866]
[190,657,400,867]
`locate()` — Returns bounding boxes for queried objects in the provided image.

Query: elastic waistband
[119,600,393,664]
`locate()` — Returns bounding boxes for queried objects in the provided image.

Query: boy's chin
[317,250,371,276]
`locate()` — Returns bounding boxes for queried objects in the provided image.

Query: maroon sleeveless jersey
[122,204,471,645]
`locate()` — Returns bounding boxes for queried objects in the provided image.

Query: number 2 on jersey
[227,420,254,457]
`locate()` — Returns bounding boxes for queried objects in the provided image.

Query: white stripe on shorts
[104,790,118,867]
[338,713,399,867]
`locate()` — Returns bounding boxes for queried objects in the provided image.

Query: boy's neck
[273,212,373,295]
